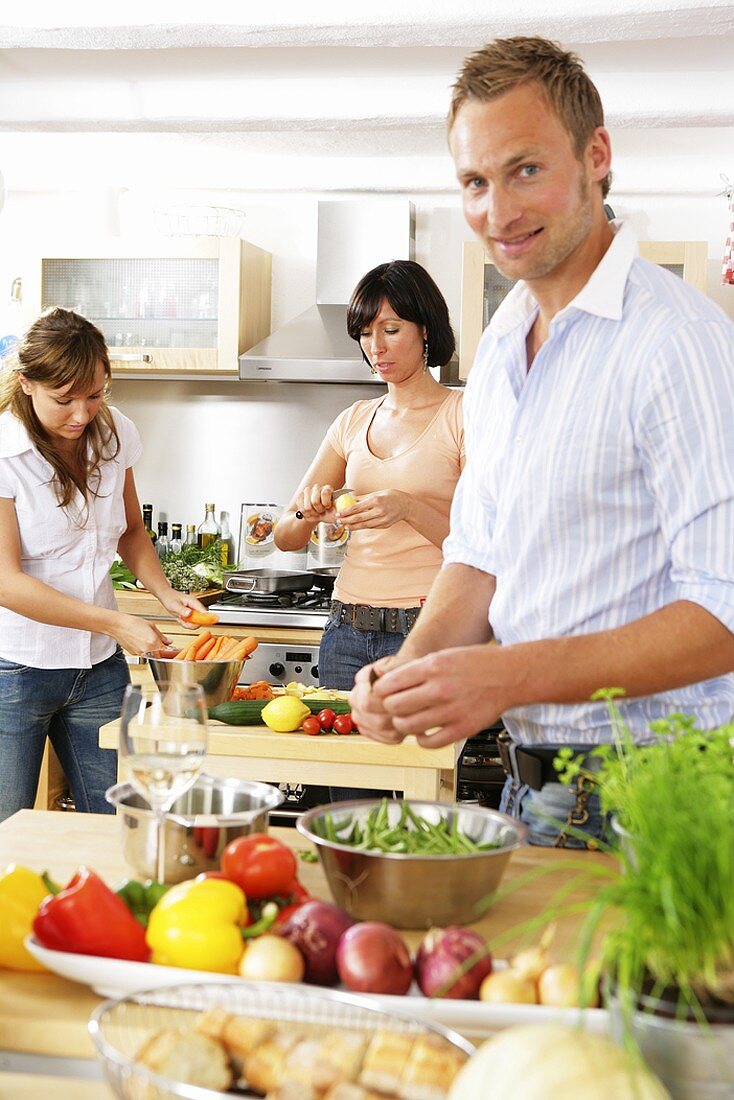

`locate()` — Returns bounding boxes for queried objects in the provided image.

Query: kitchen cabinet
[24,236,271,378]
[458,238,709,379]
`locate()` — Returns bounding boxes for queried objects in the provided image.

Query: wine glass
[118,683,208,883]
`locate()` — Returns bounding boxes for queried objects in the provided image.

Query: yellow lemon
[335,493,357,513]
[261,695,311,732]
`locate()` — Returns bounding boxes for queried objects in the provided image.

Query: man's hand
[356,644,516,749]
[349,655,412,743]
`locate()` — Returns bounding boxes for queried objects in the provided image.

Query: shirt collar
[488,217,637,337]
[0,410,34,459]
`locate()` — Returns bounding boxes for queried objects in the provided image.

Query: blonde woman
[0,308,207,821]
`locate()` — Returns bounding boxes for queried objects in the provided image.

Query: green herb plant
[545,689,734,1026]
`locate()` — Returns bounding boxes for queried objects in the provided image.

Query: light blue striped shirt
[444,221,734,744]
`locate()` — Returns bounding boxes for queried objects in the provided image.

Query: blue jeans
[319,617,405,802]
[499,775,613,849]
[0,648,129,822]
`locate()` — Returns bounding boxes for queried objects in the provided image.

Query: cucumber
[209,698,351,726]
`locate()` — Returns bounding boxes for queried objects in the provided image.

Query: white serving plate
[25,935,609,1040]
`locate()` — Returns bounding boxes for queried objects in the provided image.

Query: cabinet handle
[109,352,153,363]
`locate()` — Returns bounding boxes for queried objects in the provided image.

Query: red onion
[336,921,414,996]
[277,900,354,985]
[415,926,492,999]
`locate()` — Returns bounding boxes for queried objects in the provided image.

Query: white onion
[238,934,305,983]
[447,1024,671,1100]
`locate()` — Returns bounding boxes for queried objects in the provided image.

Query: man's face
[449,82,607,284]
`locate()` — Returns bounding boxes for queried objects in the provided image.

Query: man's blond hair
[449,36,612,199]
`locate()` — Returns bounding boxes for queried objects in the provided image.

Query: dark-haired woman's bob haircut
[346,260,455,369]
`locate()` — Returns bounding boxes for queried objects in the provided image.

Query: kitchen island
[0,808,612,1093]
[99,719,459,801]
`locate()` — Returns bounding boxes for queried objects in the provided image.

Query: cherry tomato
[333,714,354,735]
[316,708,336,731]
[302,716,322,736]
[220,835,297,899]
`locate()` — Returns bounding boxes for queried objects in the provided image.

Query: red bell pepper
[33,866,149,962]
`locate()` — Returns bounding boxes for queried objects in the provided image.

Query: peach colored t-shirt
[326,389,464,607]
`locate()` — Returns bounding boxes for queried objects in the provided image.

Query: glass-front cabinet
[26,236,271,377]
[458,238,708,380]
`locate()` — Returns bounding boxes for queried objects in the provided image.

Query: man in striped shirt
[350,36,734,846]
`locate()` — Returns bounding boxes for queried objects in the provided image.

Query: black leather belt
[497,731,591,791]
[330,600,421,636]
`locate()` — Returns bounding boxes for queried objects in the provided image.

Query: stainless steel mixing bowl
[297,799,527,929]
[146,654,244,707]
[106,773,284,883]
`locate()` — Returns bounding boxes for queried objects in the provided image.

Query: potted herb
[550,690,734,1099]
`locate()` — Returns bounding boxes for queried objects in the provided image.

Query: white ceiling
[0,3,732,194]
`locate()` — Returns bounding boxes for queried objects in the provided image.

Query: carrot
[186,609,219,627]
[218,637,240,659]
[186,630,213,659]
[196,637,217,660]
[174,643,193,661]
[208,636,225,659]
[230,637,259,661]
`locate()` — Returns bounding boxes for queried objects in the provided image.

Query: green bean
[320,802,501,856]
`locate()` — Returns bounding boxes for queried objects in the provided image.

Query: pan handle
[225,575,257,593]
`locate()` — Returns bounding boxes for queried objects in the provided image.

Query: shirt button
[514,435,522,444]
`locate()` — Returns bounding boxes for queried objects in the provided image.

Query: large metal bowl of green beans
[296,798,527,929]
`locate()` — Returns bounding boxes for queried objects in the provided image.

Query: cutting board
[113,587,224,617]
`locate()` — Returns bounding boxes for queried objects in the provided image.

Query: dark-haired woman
[276,261,464,794]
[0,308,209,821]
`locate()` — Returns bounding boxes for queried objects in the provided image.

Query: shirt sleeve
[0,458,16,499]
[636,317,734,631]
[111,407,143,468]
[441,361,497,575]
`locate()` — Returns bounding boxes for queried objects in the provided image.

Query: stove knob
[269,662,285,678]
[311,665,319,680]
[293,665,303,675]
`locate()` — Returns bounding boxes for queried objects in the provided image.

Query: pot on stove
[225,568,316,596]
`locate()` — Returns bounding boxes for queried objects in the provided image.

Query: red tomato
[316,708,336,731]
[220,835,297,899]
[302,716,322,736]
[333,714,354,735]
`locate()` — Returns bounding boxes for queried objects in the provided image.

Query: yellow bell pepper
[146,876,246,973]
[0,864,50,971]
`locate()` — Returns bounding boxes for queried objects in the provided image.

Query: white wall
[1,181,732,550]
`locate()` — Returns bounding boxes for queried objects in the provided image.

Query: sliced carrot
[196,637,217,660]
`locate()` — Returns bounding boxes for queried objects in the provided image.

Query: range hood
[239,200,415,383]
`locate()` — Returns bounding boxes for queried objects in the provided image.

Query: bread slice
[136,1027,232,1092]
[358,1031,414,1095]
[246,1029,307,1094]
[397,1034,467,1100]
[194,1006,234,1042]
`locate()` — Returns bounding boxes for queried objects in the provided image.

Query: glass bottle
[219,510,235,567]
[197,503,220,550]
[156,522,170,560]
[169,523,183,555]
[142,504,157,543]
[185,524,198,547]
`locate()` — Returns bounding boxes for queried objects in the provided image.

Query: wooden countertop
[0,809,612,1066]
